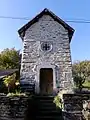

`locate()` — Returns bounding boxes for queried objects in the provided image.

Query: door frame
[35,63,56,94]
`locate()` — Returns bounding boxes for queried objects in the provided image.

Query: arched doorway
[40,68,53,95]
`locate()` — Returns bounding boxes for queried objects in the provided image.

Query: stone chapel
[18,8,74,95]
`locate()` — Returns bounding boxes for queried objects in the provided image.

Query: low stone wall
[0,93,90,120]
[0,94,30,120]
[63,94,90,120]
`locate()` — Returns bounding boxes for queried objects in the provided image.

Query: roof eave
[18,8,75,41]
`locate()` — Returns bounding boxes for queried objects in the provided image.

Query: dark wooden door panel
[40,68,53,95]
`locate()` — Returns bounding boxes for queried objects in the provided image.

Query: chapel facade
[18,8,74,95]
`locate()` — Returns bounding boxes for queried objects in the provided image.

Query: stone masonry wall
[21,14,73,92]
[0,94,90,120]
[63,94,90,120]
[0,94,29,120]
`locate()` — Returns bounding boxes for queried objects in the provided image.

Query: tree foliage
[3,73,20,93]
[72,60,90,90]
[0,48,21,93]
[3,73,16,92]
[0,48,21,69]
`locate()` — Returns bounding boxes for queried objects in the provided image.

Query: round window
[41,42,52,52]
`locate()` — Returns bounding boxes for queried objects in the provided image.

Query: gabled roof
[18,8,74,42]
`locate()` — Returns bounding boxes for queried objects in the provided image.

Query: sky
[0,0,90,62]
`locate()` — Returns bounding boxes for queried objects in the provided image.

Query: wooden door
[40,68,53,95]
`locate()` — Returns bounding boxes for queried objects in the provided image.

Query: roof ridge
[18,8,74,42]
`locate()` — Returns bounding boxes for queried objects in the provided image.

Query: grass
[83,80,90,89]
[6,91,27,97]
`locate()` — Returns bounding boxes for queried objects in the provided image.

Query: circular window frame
[40,42,52,52]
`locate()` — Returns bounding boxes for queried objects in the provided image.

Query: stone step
[36,102,57,109]
[37,102,56,107]
[36,99,54,102]
[29,95,63,120]
[35,116,63,120]
[37,110,62,116]
[34,95,54,100]
[37,106,57,111]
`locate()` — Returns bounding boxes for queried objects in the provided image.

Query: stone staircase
[27,95,63,120]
